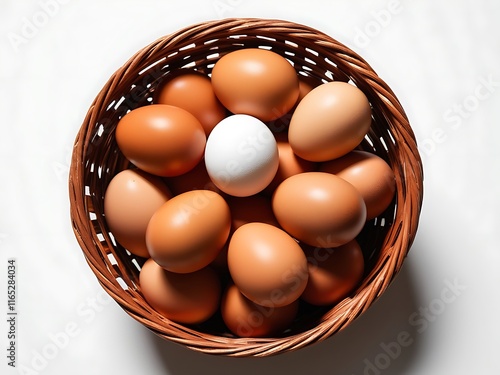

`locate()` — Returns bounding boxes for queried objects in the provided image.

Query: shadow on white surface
[147,256,424,375]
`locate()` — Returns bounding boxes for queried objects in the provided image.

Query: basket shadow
[147,254,423,375]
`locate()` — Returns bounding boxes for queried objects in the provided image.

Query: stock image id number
[7,259,16,311]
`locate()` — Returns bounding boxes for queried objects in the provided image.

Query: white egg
[204,114,279,197]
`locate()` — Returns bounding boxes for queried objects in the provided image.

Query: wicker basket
[68,18,423,357]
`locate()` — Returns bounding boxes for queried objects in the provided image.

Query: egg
[116,104,206,177]
[146,190,231,273]
[320,150,396,219]
[211,48,299,121]
[227,194,279,230]
[221,283,299,337]
[154,72,227,135]
[272,172,366,248]
[301,240,364,306]
[211,194,279,273]
[266,74,320,133]
[263,131,317,194]
[288,81,372,162]
[139,258,220,324]
[209,241,230,275]
[228,222,308,308]
[297,74,320,101]
[164,158,221,196]
[103,169,171,257]
[204,114,279,197]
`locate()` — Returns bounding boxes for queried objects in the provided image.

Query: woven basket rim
[68,17,424,357]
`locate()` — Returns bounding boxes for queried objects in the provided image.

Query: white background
[1,0,499,374]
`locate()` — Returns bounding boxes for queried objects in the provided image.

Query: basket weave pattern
[69,18,423,357]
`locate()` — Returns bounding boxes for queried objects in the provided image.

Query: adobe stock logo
[7,0,71,52]
[17,290,112,375]
[212,0,244,18]
[355,278,466,375]
[421,74,499,157]
[353,0,402,49]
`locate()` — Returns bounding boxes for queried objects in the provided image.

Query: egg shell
[227,194,279,230]
[319,150,396,220]
[139,258,220,324]
[297,74,320,101]
[116,104,206,177]
[272,172,367,248]
[221,283,299,337]
[210,194,279,273]
[104,169,171,257]
[301,240,364,306]
[288,81,372,162]
[204,114,279,197]
[265,74,320,133]
[263,131,318,194]
[154,72,227,135]
[228,222,308,308]
[210,239,230,275]
[164,158,221,196]
[146,190,231,273]
[211,48,299,121]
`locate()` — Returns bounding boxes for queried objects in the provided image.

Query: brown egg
[301,240,364,306]
[210,240,230,275]
[104,169,171,257]
[211,48,299,121]
[164,158,221,196]
[146,190,231,273]
[210,195,278,273]
[154,72,227,135]
[227,194,279,230]
[289,82,372,162]
[297,74,320,102]
[266,74,320,133]
[139,258,220,324]
[272,172,366,248]
[320,150,396,219]
[221,283,299,337]
[263,132,317,194]
[228,223,308,308]
[116,104,206,177]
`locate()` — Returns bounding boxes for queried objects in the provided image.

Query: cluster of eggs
[103,48,396,338]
